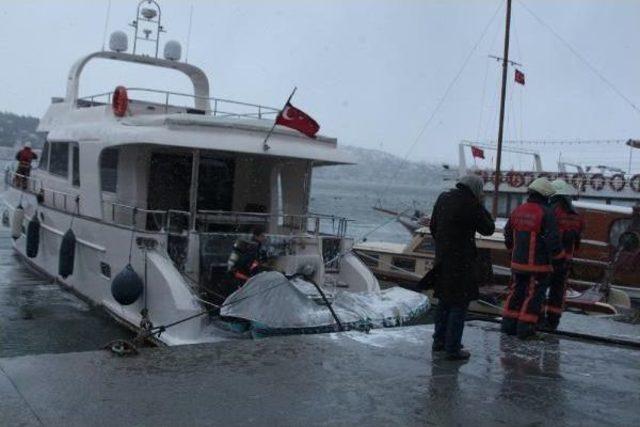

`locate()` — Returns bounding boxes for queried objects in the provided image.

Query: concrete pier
[0,321,638,426]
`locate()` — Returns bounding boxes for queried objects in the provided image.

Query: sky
[0,0,639,169]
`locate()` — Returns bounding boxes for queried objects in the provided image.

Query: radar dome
[164,40,182,61]
[109,31,128,53]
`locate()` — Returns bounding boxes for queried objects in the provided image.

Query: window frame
[48,141,70,178]
[39,141,50,171]
[71,143,80,187]
[99,147,119,193]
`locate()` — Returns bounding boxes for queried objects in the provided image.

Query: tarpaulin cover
[220,271,429,334]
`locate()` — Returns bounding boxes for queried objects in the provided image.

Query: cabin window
[72,144,80,186]
[100,148,119,193]
[49,142,69,177]
[359,252,379,267]
[39,141,50,170]
[415,236,436,253]
[392,256,416,271]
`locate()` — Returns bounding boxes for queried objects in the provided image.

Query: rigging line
[512,24,525,141]
[377,0,503,199]
[475,57,491,142]
[517,0,640,116]
[101,0,112,51]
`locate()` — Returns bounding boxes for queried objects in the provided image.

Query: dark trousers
[544,264,568,329]
[501,272,550,338]
[433,301,468,354]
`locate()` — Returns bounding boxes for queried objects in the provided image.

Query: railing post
[258,106,262,119]
[165,92,169,113]
[213,99,218,116]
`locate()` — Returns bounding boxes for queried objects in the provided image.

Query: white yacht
[2,1,427,345]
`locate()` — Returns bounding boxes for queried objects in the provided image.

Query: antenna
[185,3,194,63]
[101,0,112,51]
[129,0,166,57]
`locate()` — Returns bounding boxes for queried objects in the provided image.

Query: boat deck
[1,321,638,426]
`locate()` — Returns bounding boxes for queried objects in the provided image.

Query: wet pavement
[0,225,639,426]
[0,229,132,358]
[0,322,638,426]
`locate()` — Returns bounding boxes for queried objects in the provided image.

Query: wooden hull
[355,248,623,316]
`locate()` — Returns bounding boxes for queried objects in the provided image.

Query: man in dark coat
[428,174,495,360]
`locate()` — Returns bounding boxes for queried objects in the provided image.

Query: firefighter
[226,224,268,287]
[501,177,565,339]
[15,142,38,189]
[542,179,584,331]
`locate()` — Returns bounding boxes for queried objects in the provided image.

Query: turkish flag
[275,102,320,138]
[471,145,485,159]
[515,69,525,85]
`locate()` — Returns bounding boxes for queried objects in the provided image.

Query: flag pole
[263,86,298,151]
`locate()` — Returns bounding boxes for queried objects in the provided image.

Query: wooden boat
[354,214,633,316]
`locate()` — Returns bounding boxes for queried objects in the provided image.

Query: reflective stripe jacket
[552,201,584,260]
[504,194,564,273]
[227,237,262,282]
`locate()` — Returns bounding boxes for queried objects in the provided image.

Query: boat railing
[101,201,350,237]
[78,88,281,119]
[473,168,640,194]
[5,170,80,214]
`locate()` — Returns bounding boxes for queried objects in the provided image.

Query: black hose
[309,281,344,332]
[471,315,640,350]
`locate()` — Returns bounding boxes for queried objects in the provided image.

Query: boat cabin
[9,45,354,292]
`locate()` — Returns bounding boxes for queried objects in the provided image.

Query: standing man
[15,142,38,189]
[429,174,495,360]
[502,177,564,339]
[542,179,584,331]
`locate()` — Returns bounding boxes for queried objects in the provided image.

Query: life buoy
[523,172,536,187]
[630,174,640,192]
[112,85,129,117]
[58,229,76,278]
[569,174,583,190]
[26,214,40,258]
[11,205,24,240]
[609,174,626,192]
[589,173,605,191]
[506,172,524,188]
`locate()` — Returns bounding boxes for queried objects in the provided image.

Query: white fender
[11,206,24,240]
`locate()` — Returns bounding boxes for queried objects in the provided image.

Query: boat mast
[492,0,512,217]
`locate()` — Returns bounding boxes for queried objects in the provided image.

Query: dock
[1,320,638,426]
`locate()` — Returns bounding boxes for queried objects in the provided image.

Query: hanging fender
[26,214,40,258]
[58,229,76,278]
[111,264,143,305]
[11,205,24,240]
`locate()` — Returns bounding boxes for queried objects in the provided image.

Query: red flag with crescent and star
[275,102,320,138]
[515,69,525,85]
[471,145,485,159]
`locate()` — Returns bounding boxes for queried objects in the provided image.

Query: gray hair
[457,174,484,200]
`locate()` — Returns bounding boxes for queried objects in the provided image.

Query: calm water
[310,178,445,243]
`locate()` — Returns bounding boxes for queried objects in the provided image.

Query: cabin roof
[44,112,355,166]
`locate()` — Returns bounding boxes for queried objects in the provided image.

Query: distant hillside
[0,111,445,185]
[314,145,445,186]
[0,111,44,148]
